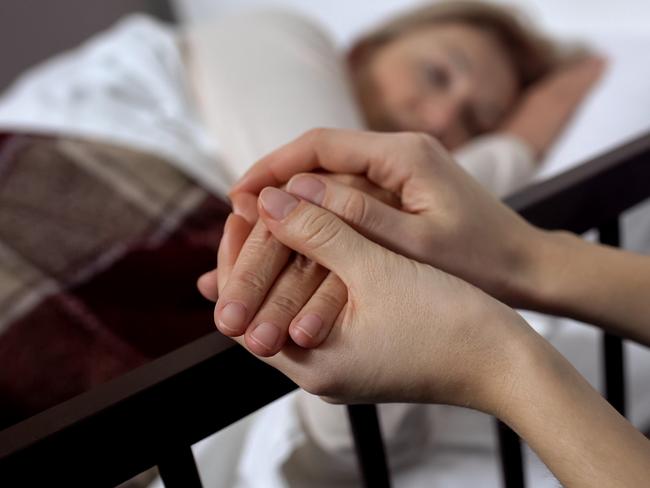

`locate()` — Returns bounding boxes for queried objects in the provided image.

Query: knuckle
[304,127,329,144]
[339,190,368,227]
[234,268,269,297]
[314,279,347,311]
[413,131,438,149]
[269,293,302,318]
[401,132,442,162]
[301,210,344,252]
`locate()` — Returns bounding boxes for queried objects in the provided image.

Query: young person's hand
[221,188,650,488]
[501,55,607,158]
[223,187,532,410]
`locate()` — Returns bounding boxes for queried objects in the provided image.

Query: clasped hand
[197,129,545,411]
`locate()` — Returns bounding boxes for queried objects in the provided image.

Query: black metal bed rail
[0,132,649,488]
[0,334,295,487]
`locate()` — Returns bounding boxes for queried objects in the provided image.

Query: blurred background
[2,0,650,91]
[1,2,649,487]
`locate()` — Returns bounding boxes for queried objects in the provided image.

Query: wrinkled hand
[218,186,531,410]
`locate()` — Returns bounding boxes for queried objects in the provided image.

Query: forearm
[501,99,572,159]
[523,231,650,346]
[497,332,650,487]
[501,56,606,159]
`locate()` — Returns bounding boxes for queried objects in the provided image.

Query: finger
[285,173,419,257]
[289,272,347,348]
[214,219,292,336]
[230,192,259,225]
[257,187,385,283]
[243,254,328,357]
[197,213,252,302]
[216,213,253,294]
[323,173,400,208]
[230,129,431,197]
[197,269,219,302]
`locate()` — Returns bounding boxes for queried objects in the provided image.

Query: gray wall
[0,0,174,91]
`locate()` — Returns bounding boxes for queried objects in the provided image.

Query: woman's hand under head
[501,55,607,158]
[349,15,604,157]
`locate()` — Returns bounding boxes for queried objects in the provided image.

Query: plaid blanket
[0,133,230,429]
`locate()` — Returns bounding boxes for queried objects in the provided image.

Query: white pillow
[185,9,364,183]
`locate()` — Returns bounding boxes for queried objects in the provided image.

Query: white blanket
[0,14,232,197]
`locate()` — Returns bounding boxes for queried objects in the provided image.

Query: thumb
[258,187,383,283]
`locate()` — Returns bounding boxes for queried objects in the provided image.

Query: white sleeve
[452,133,536,198]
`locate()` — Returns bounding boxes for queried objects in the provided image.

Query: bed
[0,2,649,487]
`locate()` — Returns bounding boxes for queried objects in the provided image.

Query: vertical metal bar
[158,445,203,488]
[598,218,627,416]
[346,404,392,488]
[496,420,526,488]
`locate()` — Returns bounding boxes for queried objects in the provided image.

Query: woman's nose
[419,97,462,138]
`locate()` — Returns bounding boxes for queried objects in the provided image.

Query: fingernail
[287,175,325,205]
[259,187,299,220]
[250,322,281,351]
[294,314,323,339]
[218,301,247,334]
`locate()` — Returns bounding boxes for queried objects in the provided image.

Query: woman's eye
[424,64,450,89]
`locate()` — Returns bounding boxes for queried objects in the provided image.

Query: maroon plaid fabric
[0,133,230,429]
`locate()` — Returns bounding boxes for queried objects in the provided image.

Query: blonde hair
[350,1,563,89]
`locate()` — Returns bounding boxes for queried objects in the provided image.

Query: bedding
[0,15,231,197]
[0,133,230,429]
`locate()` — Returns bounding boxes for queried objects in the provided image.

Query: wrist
[508,228,581,314]
[477,309,548,418]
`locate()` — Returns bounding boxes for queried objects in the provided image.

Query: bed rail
[0,132,649,487]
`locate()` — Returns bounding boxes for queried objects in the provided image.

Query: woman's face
[352,22,519,149]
